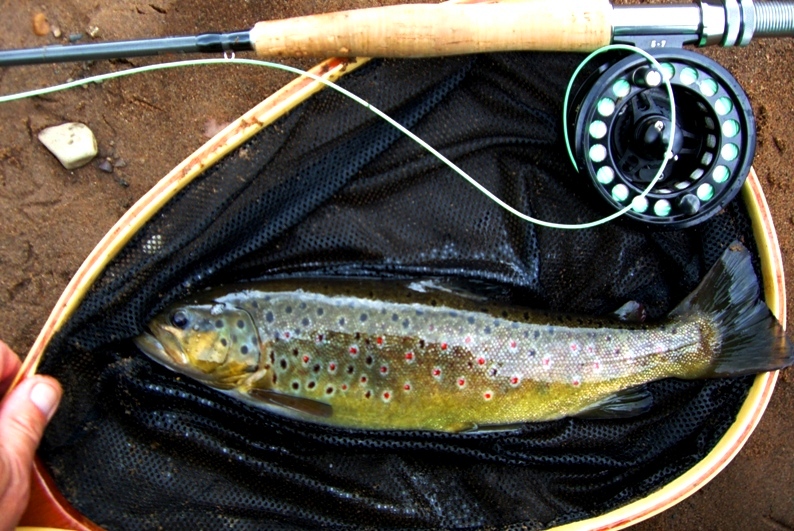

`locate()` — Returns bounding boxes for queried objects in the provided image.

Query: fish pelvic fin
[670,241,794,377]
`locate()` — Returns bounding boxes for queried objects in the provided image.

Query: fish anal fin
[248,389,333,418]
[610,300,647,323]
[458,423,526,434]
[574,387,653,419]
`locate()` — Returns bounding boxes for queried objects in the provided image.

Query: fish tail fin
[669,242,793,377]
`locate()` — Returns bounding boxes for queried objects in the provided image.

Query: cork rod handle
[250,1,614,58]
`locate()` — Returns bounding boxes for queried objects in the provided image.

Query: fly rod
[1,0,793,67]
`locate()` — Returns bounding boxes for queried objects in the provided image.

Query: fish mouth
[134,329,185,368]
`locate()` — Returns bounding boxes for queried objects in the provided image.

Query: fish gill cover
[38,53,765,529]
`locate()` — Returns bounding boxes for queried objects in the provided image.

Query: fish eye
[170,310,190,329]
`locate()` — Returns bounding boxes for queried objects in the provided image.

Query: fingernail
[30,382,60,420]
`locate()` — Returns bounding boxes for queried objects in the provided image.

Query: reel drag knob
[568,49,755,229]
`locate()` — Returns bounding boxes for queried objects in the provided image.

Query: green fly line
[0,47,675,230]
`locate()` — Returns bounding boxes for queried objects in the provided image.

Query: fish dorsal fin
[610,300,647,323]
[574,387,653,419]
[247,389,333,418]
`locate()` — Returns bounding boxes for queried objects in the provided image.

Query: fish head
[135,302,262,389]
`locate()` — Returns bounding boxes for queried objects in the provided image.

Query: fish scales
[135,244,794,432]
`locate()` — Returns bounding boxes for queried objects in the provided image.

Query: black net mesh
[37,52,759,530]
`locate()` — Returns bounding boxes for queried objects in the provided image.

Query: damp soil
[1,1,792,529]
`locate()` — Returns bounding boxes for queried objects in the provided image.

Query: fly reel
[568,48,755,229]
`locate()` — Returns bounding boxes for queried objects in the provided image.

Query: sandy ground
[0,0,792,529]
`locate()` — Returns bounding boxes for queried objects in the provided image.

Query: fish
[134,242,793,433]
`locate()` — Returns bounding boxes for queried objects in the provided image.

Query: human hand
[0,340,62,530]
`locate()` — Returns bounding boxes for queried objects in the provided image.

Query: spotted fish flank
[136,243,794,432]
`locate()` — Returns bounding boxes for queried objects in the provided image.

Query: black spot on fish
[280,359,288,369]
[512,322,519,329]
[419,339,426,348]
[237,320,245,329]
[501,311,509,318]
[266,312,274,323]
[490,368,498,377]
[547,326,555,335]
[467,316,475,324]
[252,301,260,309]
[484,327,491,334]
[241,345,249,354]
[533,330,540,339]
[355,332,361,340]
[293,348,299,357]
[360,313,368,322]
[220,338,228,347]
[671,327,678,334]
[307,381,316,389]
[449,311,458,317]
[215,320,224,329]
[364,390,372,399]
[392,313,399,322]
[366,355,373,366]
[529,349,536,357]
[285,306,293,314]
[313,364,321,373]
[317,308,324,316]
[430,300,437,307]
[347,365,355,374]
[339,317,346,326]
[272,373,278,384]
[403,320,410,329]
[270,351,275,364]
[299,302,307,310]
[292,382,299,390]
[302,318,310,327]
[232,335,238,343]
[326,387,334,394]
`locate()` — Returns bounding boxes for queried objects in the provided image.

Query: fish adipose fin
[247,389,333,418]
[574,387,654,419]
[610,300,647,323]
[670,241,794,377]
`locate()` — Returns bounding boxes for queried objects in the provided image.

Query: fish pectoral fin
[574,387,653,419]
[610,300,647,323]
[247,389,333,418]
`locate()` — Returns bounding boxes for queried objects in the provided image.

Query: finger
[0,376,62,473]
[0,341,22,397]
[0,375,61,530]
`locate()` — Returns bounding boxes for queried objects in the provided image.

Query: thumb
[0,375,62,527]
[0,376,62,466]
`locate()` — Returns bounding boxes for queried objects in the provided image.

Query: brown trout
[135,242,793,432]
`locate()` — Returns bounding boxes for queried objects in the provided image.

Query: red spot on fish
[542,356,552,367]
[380,365,389,375]
[360,375,368,384]
[283,331,291,339]
[465,336,472,344]
[364,391,372,399]
[483,391,493,400]
[432,368,442,378]
[383,391,391,401]
[572,377,581,387]
[593,361,601,371]
[587,345,594,353]
[376,336,384,346]
[405,351,414,362]
[341,384,348,391]
[328,362,337,372]
[457,378,466,388]
[428,324,435,332]
[510,376,521,387]
[404,383,411,391]
[302,355,310,364]
[509,340,518,350]
[440,343,448,351]
[349,346,359,356]
[570,343,578,352]
[316,334,324,342]
[477,357,486,365]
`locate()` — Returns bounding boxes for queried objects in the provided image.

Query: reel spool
[568,49,755,229]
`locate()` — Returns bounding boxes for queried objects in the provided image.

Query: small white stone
[38,122,98,170]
